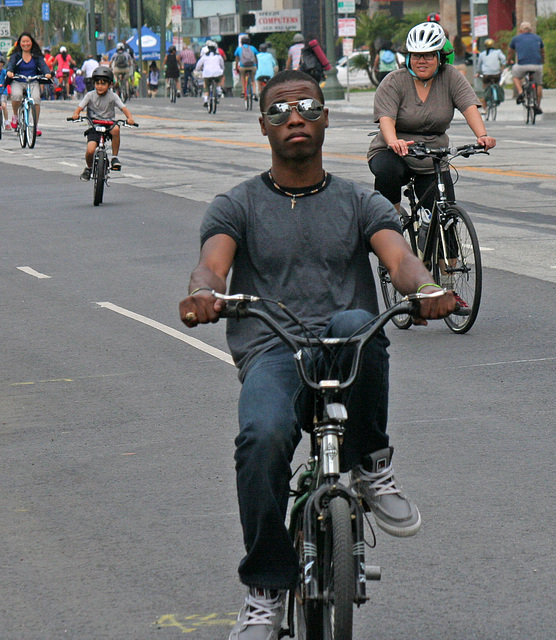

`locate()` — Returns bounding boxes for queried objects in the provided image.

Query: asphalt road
[1,95,555,639]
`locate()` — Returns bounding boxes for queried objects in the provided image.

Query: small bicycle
[216,289,446,640]
[67,115,138,206]
[12,74,51,149]
[521,70,539,125]
[376,142,487,334]
[206,76,219,114]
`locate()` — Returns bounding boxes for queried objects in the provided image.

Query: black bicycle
[521,70,539,125]
[68,115,138,206]
[216,289,444,639]
[377,142,486,334]
[168,76,178,104]
[207,77,219,114]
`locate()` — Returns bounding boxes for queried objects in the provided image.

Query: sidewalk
[329,87,556,122]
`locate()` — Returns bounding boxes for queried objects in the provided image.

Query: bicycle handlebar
[407,142,489,160]
[66,115,139,128]
[10,74,52,85]
[215,291,445,393]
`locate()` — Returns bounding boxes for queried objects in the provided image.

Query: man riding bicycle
[179,69,458,640]
[508,21,545,114]
[110,43,133,97]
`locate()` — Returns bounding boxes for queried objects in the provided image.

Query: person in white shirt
[81,54,99,91]
[195,40,225,107]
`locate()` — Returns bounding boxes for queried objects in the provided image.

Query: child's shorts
[85,127,113,144]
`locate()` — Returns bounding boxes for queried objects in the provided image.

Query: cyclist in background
[53,45,75,99]
[5,32,51,133]
[71,66,135,181]
[234,36,258,98]
[163,45,181,97]
[179,69,458,640]
[0,57,11,129]
[373,40,399,85]
[477,38,506,113]
[255,42,277,98]
[508,21,544,114]
[178,45,197,96]
[111,42,133,97]
[195,40,224,107]
[367,22,495,218]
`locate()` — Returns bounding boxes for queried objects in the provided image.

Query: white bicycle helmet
[406,22,446,53]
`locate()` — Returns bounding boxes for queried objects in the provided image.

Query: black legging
[369,149,455,211]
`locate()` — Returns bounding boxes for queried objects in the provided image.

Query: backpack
[113,52,128,69]
[240,46,256,68]
[378,49,397,73]
[298,47,324,82]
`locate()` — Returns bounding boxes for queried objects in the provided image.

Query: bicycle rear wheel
[93,149,107,206]
[17,105,27,148]
[26,102,37,148]
[169,78,176,103]
[378,208,416,329]
[0,109,3,140]
[245,79,253,111]
[432,205,482,333]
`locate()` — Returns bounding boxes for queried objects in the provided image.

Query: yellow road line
[135,129,556,179]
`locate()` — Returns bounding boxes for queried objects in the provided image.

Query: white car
[336,51,374,88]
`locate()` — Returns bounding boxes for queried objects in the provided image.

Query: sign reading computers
[251,10,301,33]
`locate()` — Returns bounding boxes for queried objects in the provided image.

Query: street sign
[342,37,353,57]
[338,18,356,38]
[0,21,10,38]
[42,3,50,21]
[5,0,24,7]
[0,38,12,54]
[474,15,488,37]
[338,0,356,12]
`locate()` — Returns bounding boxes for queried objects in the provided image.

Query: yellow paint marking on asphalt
[12,378,73,386]
[154,612,237,633]
[134,130,556,180]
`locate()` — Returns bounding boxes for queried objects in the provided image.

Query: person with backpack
[298,40,325,83]
[110,43,133,98]
[234,36,258,98]
[477,38,506,113]
[373,41,399,84]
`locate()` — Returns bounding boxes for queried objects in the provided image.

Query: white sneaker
[229,587,286,640]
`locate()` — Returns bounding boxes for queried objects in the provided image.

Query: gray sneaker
[80,167,91,181]
[350,447,421,537]
[229,587,286,640]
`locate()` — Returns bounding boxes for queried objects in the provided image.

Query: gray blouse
[367,64,480,174]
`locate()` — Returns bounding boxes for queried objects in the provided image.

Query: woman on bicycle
[163,46,181,97]
[5,32,51,132]
[194,41,224,108]
[477,38,506,112]
[367,22,496,214]
[53,46,75,99]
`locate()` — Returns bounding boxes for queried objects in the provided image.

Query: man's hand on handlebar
[179,289,226,327]
[413,288,457,326]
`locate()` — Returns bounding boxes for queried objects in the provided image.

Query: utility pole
[322,0,344,100]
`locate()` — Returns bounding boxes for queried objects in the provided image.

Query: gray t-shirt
[367,64,480,174]
[200,173,401,379]
[79,89,125,120]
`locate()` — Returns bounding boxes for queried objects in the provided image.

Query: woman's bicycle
[12,74,51,149]
[244,71,254,111]
[67,115,138,206]
[207,76,219,114]
[377,142,487,334]
[521,70,539,125]
[217,289,444,640]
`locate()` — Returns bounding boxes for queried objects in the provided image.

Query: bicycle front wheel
[26,102,37,148]
[93,149,107,206]
[17,105,27,148]
[322,497,354,640]
[169,79,176,103]
[378,208,416,329]
[432,205,482,333]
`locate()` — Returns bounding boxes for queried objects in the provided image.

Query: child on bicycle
[71,66,135,181]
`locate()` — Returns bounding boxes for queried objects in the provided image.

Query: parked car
[336,51,375,88]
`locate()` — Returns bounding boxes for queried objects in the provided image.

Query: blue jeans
[235,310,390,589]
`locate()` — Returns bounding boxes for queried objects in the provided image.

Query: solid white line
[121,173,144,179]
[95,302,234,366]
[58,161,80,167]
[460,357,555,368]
[17,266,51,279]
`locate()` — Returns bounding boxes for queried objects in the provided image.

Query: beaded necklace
[268,170,328,209]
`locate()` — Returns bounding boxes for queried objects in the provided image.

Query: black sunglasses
[262,99,324,126]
